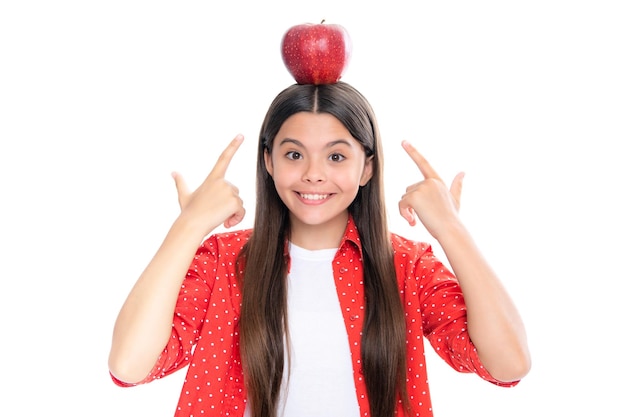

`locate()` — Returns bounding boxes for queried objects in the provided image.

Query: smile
[299,193,330,201]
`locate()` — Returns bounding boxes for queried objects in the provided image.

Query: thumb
[450,172,465,210]
[171,171,190,210]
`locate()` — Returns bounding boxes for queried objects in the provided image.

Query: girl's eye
[329,153,345,162]
[286,151,302,160]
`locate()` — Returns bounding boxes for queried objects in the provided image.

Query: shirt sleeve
[410,244,519,387]
[110,236,219,387]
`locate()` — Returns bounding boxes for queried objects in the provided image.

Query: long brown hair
[238,82,408,417]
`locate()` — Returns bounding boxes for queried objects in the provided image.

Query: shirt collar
[339,214,363,257]
[282,214,364,259]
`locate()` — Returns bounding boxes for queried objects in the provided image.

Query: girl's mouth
[298,193,330,201]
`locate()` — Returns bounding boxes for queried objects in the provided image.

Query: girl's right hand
[171,134,246,235]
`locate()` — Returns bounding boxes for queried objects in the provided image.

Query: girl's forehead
[281,111,343,127]
[276,112,352,141]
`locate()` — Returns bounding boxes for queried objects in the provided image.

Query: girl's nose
[302,160,326,183]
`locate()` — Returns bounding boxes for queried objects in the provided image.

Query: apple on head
[280,20,352,85]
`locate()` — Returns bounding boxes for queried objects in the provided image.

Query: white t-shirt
[245,242,360,417]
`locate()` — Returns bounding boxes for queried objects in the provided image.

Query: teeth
[300,193,329,201]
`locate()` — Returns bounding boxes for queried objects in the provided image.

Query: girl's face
[264,112,373,246]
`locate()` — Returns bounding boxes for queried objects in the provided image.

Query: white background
[1,1,624,416]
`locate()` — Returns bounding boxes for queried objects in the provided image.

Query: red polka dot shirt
[111,217,518,416]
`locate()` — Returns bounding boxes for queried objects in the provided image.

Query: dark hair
[238,81,408,417]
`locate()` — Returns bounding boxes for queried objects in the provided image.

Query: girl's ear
[264,149,274,177]
[359,155,374,186]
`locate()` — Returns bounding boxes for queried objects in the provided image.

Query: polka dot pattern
[111,217,517,416]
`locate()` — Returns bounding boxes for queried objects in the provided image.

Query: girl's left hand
[398,140,465,239]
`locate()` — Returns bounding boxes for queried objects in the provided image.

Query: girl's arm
[398,140,531,382]
[108,135,245,384]
[435,221,530,382]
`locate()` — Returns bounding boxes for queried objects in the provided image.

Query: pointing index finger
[209,134,244,178]
[401,140,441,180]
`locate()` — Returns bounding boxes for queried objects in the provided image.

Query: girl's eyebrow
[278,138,354,148]
[278,138,303,147]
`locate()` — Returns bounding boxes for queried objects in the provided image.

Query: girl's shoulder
[389,232,433,259]
[389,232,456,290]
[202,228,253,253]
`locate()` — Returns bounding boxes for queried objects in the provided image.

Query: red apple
[281,21,352,85]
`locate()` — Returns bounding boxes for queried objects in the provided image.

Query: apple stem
[321,19,325,24]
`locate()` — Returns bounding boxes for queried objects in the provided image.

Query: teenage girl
[108,81,531,417]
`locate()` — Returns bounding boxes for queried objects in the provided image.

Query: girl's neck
[288,212,348,250]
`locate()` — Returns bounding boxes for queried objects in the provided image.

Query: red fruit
[281,21,352,85]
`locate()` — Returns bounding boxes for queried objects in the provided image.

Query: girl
[108,81,531,417]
